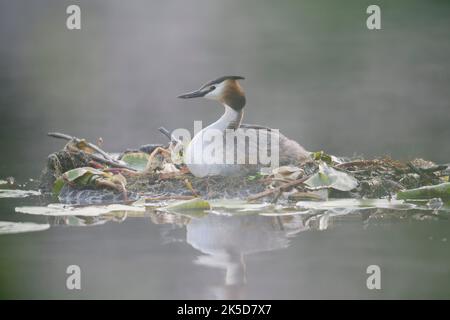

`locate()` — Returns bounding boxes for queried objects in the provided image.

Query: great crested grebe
[177,76,310,177]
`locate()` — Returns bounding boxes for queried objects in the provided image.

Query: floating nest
[38,133,450,205]
[126,174,270,199]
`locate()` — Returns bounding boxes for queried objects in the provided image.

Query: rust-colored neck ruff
[220,80,246,111]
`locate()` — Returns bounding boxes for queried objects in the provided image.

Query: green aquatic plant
[397,182,450,201]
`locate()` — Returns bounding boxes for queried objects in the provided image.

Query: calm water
[1,196,450,299]
[1,0,450,299]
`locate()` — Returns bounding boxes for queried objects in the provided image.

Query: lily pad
[211,199,272,210]
[296,199,415,211]
[305,163,358,191]
[162,198,211,213]
[0,189,41,199]
[397,183,450,201]
[0,221,50,235]
[15,203,145,217]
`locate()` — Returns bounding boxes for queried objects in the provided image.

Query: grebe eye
[210,86,216,90]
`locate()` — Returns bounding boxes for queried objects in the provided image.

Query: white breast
[185,105,247,177]
[183,106,310,177]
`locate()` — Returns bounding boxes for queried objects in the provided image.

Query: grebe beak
[177,87,214,99]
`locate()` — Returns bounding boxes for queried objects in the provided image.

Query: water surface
[1,196,449,299]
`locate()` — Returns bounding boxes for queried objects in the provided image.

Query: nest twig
[247,175,311,202]
[48,132,137,171]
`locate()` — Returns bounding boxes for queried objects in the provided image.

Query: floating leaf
[305,163,358,191]
[0,189,41,199]
[0,176,22,191]
[15,203,145,217]
[211,199,270,210]
[208,200,283,216]
[0,221,50,235]
[397,182,450,201]
[120,152,150,172]
[296,199,415,211]
[162,198,211,213]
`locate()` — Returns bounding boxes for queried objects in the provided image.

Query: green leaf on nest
[52,177,65,197]
[311,151,333,164]
[120,152,150,172]
[53,167,121,196]
[63,167,105,182]
[305,163,358,191]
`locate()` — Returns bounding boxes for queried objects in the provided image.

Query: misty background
[1,0,450,181]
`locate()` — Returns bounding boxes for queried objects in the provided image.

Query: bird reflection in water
[150,210,314,299]
[47,208,335,299]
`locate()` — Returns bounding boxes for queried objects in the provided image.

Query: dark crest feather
[200,75,245,89]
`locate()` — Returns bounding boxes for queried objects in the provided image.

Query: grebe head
[177,76,246,110]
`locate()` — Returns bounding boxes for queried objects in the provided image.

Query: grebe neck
[207,104,244,131]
